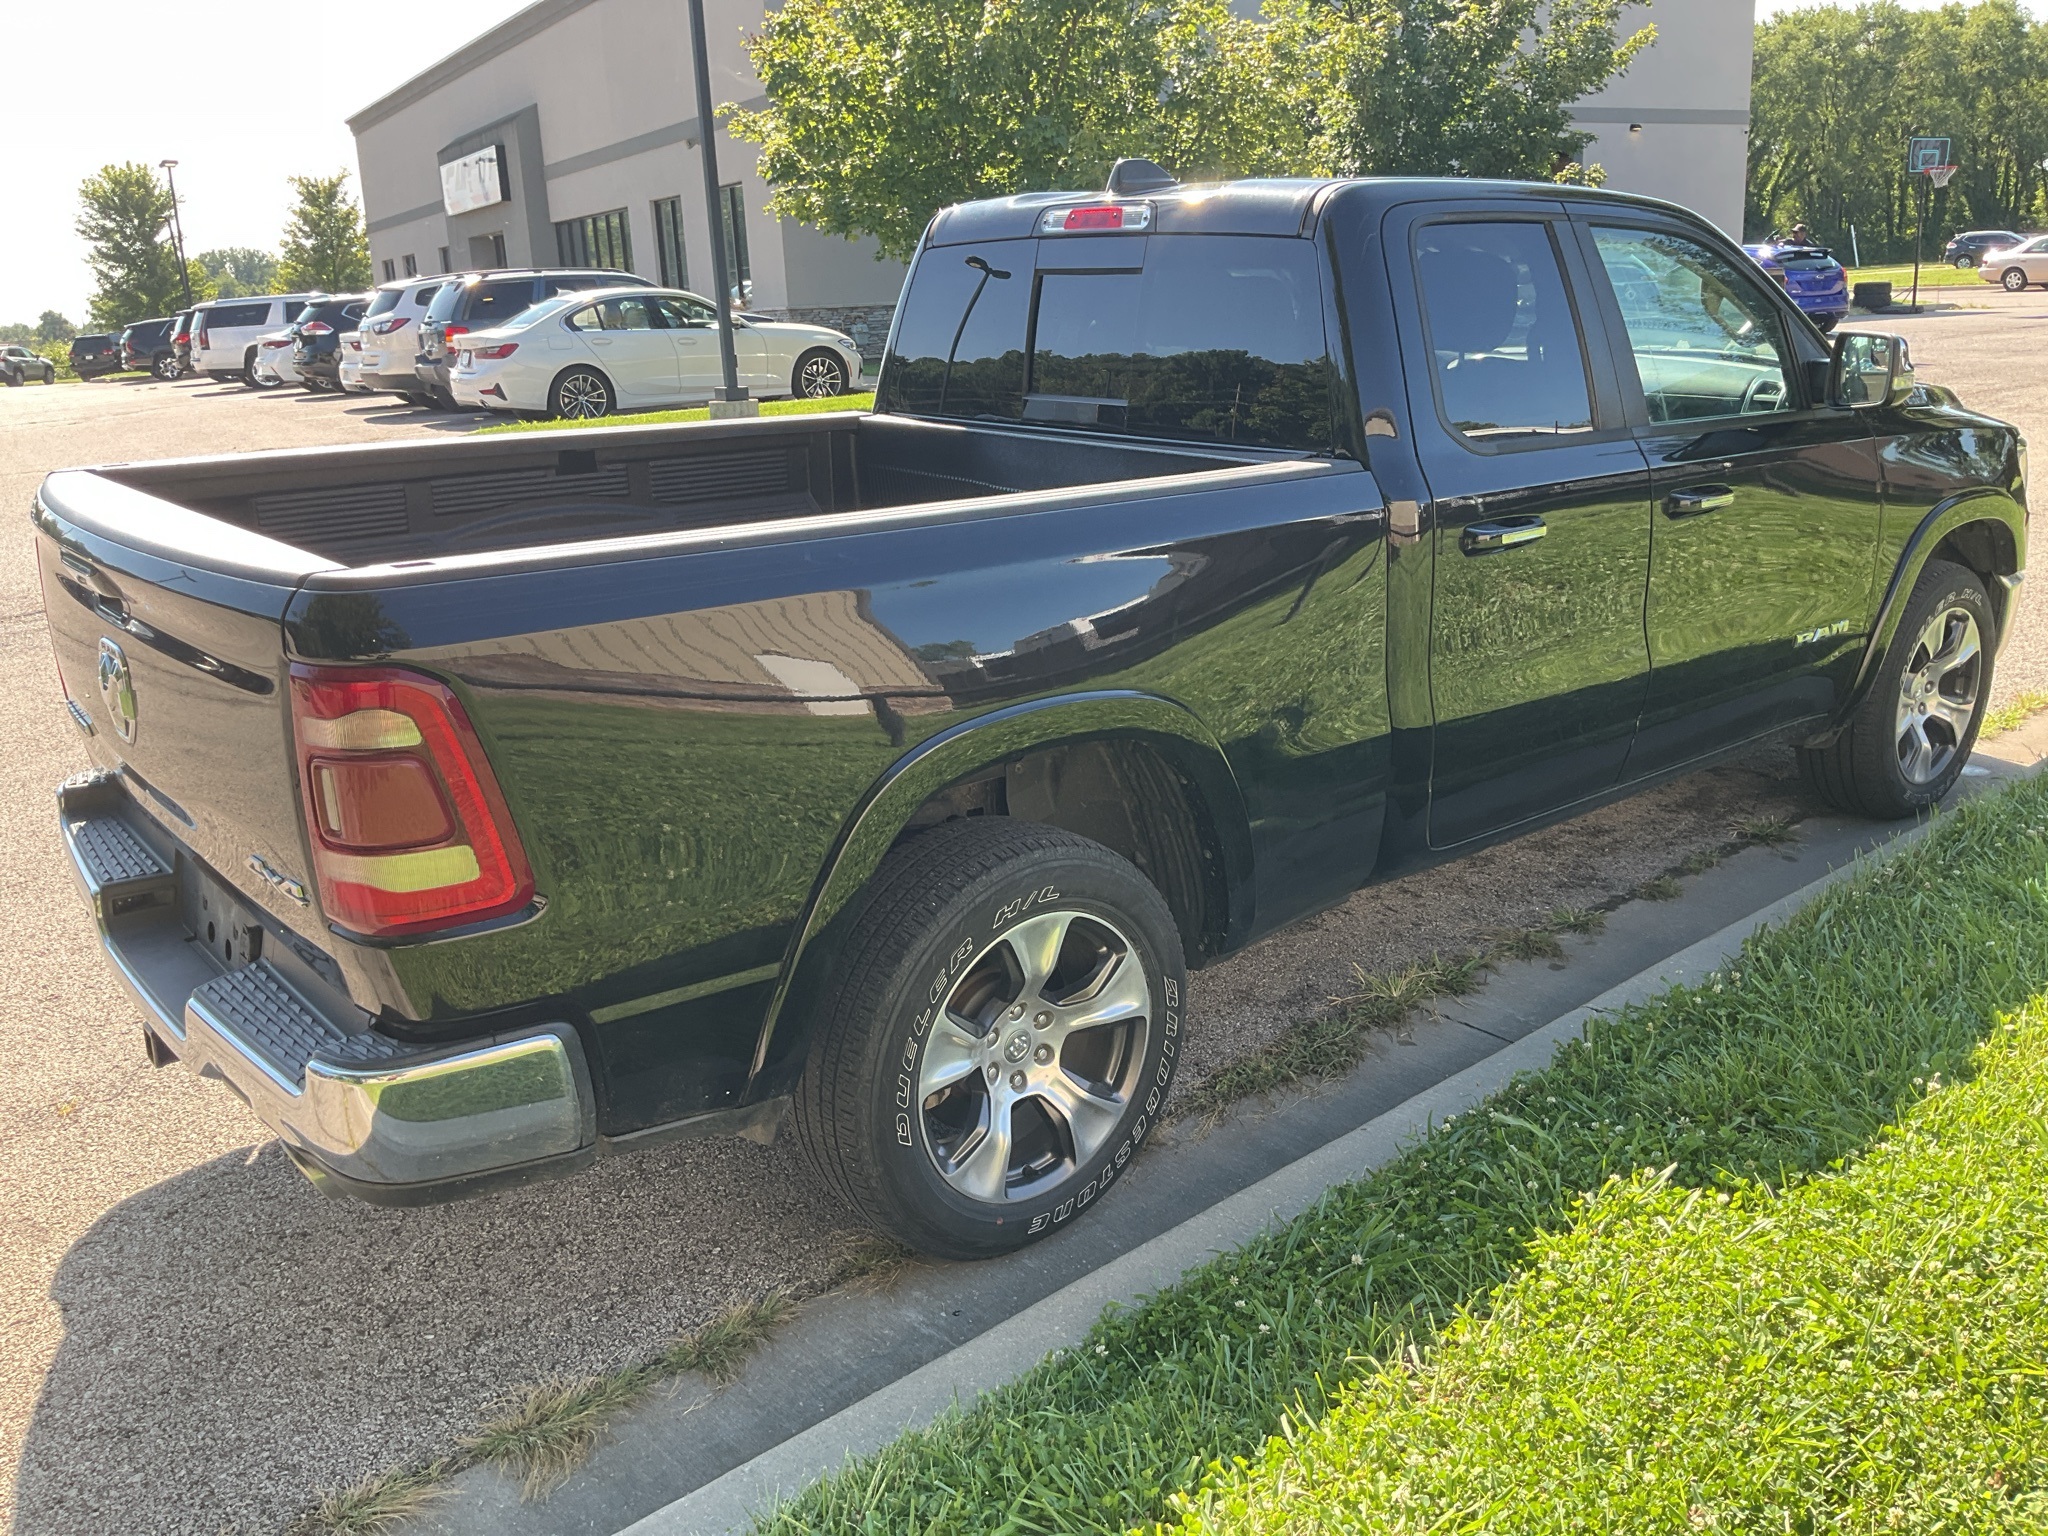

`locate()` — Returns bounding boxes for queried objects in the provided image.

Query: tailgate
[35,469,340,937]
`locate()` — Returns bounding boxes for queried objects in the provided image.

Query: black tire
[792,346,851,399]
[242,347,273,388]
[2002,267,2029,293]
[793,819,1186,1260]
[41,365,55,384]
[1816,314,1840,334]
[549,366,612,420]
[1798,559,1995,819]
[152,352,177,381]
[3,371,19,388]
[1955,255,1977,269]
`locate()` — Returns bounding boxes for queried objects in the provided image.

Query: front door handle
[1460,517,1548,554]
[1667,485,1736,516]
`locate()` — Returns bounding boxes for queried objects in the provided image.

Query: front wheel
[1798,559,1993,818]
[1815,313,1840,334]
[2003,267,2030,292]
[549,366,612,420]
[793,819,1185,1259]
[793,347,851,399]
[1955,255,1978,269]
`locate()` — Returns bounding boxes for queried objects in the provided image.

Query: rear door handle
[1460,517,1547,554]
[1667,485,1736,516]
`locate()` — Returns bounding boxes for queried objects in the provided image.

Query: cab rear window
[881,234,1334,452]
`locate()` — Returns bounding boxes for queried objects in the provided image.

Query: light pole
[686,0,755,416]
[159,159,193,308]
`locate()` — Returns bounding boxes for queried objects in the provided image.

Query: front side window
[1592,227,1795,422]
[594,295,662,331]
[1413,221,1594,443]
[654,295,714,328]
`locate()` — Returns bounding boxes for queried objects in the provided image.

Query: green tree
[729,0,1651,262]
[75,162,187,328]
[276,171,371,292]
[35,310,75,343]
[194,246,278,298]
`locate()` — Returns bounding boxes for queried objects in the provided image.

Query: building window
[653,196,688,289]
[555,208,633,272]
[439,245,452,273]
[719,184,751,296]
[402,253,418,277]
[381,258,396,281]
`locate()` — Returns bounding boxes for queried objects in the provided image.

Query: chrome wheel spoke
[919,1017,986,1098]
[1051,951,1150,1038]
[1899,717,1939,781]
[1036,1071,1122,1160]
[948,1097,1013,1203]
[1003,911,1074,1003]
[1930,623,1981,682]
[1928,693,1975,735]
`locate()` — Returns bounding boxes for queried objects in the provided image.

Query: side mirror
[1830,331,1915,409]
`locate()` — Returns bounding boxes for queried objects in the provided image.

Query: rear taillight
[472,342,518,359]
[443,324,470,339]
[172,331,189,344]
[262,337,291,349]
[288,665,534,938]
[301,321,334,336]
[367,315,412,335]
[197,328,210,349]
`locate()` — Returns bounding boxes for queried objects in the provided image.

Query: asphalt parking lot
[3,299,2045,1535]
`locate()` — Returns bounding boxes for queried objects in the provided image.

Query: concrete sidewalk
[403,709,2048,1536]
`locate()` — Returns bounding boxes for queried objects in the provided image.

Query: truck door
[1570,218,1884,777]
[1388,207,1655,848]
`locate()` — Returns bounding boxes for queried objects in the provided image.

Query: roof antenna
[1106,157,1178,197]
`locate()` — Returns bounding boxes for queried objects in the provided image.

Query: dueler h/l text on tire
[793,819,1185,1259]
[1800,558,1995,818]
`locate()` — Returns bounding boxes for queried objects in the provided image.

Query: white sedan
[449,286,865,419]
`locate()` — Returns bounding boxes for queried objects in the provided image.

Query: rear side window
[466,279,540,325]
[409,284,442,308]
[364,289,403,318]
[207,301,272,329]
[1413,222,1594,443]
[425,283,466,324]
[881,234,1334,450]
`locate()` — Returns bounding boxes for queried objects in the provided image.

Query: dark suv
[289,295,371,391]
[1944,230,2028,268]
[415,268,655,408]
[120,317,180,379]
[68,334,124,379]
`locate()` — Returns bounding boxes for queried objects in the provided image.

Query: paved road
[0,326,2042,1536]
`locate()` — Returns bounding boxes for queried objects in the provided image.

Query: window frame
[1403,210,1625,458]
[1568,213,1831,428]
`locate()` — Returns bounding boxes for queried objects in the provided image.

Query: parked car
[1945,229,2028,268]
[1978,234,2048,291]
[338,331,369,393]
[191,294,320,382]
[291,295,371,391]
[1742,242,1849,331]
[168,309,196,377]
[450,287,864,418]
[35,169,2026,1258]
[1,344,55,385]
[354,276,445,400]
[68,334,123,380]
[247,321,303,390]
[119,317,180,379]
[416,268,657,408]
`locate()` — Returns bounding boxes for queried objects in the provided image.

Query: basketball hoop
[1927,165,1958,189]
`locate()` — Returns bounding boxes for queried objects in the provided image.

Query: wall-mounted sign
[441,144,509,216]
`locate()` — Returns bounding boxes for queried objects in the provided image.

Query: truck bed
[81,412,1283,568]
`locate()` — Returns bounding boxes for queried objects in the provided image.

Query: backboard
[1908,136,1953,174]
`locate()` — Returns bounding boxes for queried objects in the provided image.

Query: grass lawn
[474,390,874,434]
[758,773,2048,1534]
[1849,262,1995,291]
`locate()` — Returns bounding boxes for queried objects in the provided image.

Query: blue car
[1743,242,1850,332]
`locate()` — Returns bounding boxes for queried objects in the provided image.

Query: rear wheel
[793,819,1184,1259]
[1798,559,1993,818]
[2002,267,2030,292]
[793,347,851,399]
[549,366,612,420]
[152,352,177,380]
[1955,255,1978,269]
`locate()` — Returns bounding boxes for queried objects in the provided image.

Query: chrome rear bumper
[58,771,596,1203]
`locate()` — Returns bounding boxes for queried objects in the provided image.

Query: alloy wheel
[915,909,1152,1204]
[1894,604,1983,785]
[2004,268,2029,292]
[798,353,846,398]
[558,372,609,418]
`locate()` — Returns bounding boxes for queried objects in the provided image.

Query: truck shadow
[12,1127,851,1535]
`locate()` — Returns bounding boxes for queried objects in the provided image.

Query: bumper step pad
[64,809,175,919]
[188,962,402,1091]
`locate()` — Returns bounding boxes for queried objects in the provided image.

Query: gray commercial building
[347,0,1753,357]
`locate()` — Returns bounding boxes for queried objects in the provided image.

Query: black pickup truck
[37,168,2026,1258]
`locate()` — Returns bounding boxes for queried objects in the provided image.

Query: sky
[0,0,2012,326]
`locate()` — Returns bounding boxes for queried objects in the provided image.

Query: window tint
[467,279,541,325]
[206,301,272,329]
[1592,227,1795,422]
[409,284,441,308]
[880,234,1333,450]
[1414,222,1593,442]
[364,288,402,318]
[654,295,713,328]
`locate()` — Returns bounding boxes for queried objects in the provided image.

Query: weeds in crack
[1737,815,1800,847]
[1636,874,1683,901]
[1547,906,1607,936]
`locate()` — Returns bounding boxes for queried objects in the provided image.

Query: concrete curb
[619,824,1935,1536]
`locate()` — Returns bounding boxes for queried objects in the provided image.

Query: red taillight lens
[443,324,470,339]
[301,321,334,336]
[472,342,518,359]
[1040,203,1153,233]
[197,329,210,348]
[368,315,413,335]
[288,665,534,938]
[262,337,291,349]
[173,331,189,344]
